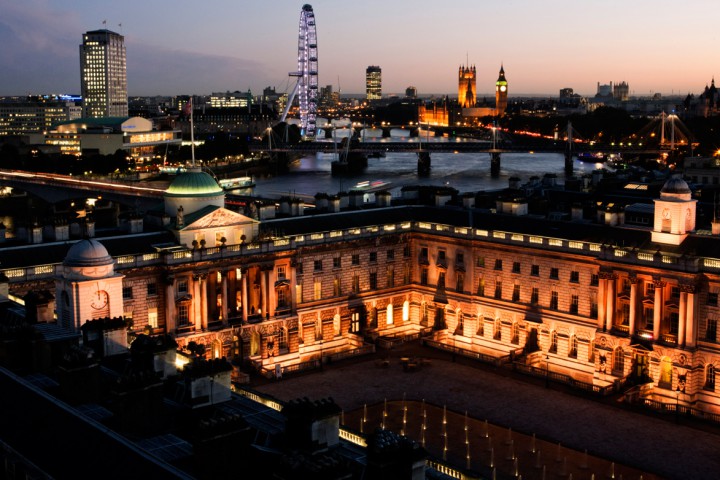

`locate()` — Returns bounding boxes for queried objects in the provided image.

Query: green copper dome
[165,168,223,197]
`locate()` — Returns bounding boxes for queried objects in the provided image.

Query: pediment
[182,207,257,231]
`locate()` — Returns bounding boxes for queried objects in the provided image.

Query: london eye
[281,4,318,139]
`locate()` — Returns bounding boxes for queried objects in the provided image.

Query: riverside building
[2,172,720,417]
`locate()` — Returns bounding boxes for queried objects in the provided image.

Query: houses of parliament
[2,166,720,419]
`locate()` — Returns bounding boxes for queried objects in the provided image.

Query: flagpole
[190,97,195,167]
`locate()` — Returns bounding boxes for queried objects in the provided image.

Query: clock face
[662,208,671,220]
[91,290,109,310]
[500,85,507,92]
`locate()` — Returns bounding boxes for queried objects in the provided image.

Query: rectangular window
[403,245,411,257]
[708,292,718,305]
[403,265,410,285]
[314,260,323,271]
[369,252,377,263]
[420,247,429,261]
[278,288,288,308]
[512,262,521,274]
[477,278,485,296]
[387,249,395,260]
[148,308,158,329]
[550,291,559,310]
[277,266,286,279]
[369,272,378,290]
[476,256,485,268]
[314,280,322,300]
[671,286,680,298]
[420,268,428,286]
[438,250,446,262]
[707,319,717,342]
[494,259,503,271]
[591,299,598,318]
[387,267,395,288]
[147,282,157,297]
[122,286,133,300]
[296,285,303,304]
[550,268,559,279]
[297,262,304,275]
[570,271,579,283]
[512,284,520,302]
[531,287,539,304]
[570,295,579,314]
[590,274,599,286]
[494,281,502,299]
[333,277,341,296]
[456,252,464,264]
[646,282,655,297]
[352,254,360,265]
[531,265,539,277]
[352,275,360,293]
[177,304,189,327]
[333,257,341,269]
[437,272,446,289]
[456,273,464,292]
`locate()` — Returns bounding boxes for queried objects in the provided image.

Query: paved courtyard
[255,341,720,480]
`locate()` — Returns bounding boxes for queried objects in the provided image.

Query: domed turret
[64,238,113,267]
[164,167,224,217]
[660,175,691,195]
[62,238,115,280]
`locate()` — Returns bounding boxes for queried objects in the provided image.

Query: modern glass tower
[80,29,128,118]
[366,66,382,101]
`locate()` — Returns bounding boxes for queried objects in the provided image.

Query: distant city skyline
[0,0,717,98]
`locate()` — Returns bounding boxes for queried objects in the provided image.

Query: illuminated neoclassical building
[5,173,720,415]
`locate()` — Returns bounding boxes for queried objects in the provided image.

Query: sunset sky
[1,0,717,97]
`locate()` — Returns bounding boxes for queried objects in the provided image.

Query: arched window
[477,316,485,336]
[706,364,715,391]
[659,356,673,388]
[402,301,410,322]
[386,304,394,326]
[549,330,558,353]
[494,318,502,340]
[613,347,624,374]
[333,314,341,336]
[569,335,578,358]
[279,327,289,352]
[250,331,260,356]
[212,339,222,359]
[511,322,519,344]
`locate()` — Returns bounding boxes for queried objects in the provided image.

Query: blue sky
[0,0,717,97]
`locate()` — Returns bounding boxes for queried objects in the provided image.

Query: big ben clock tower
[495,64,508,117]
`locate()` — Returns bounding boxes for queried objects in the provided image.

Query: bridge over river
[250,139,667,176]
[0,170,166,209]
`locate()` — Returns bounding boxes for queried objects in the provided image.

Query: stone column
[241,269,249,322]
[267,266,276,318]
[200,273,208,330]
[290,260,298,313]
[193,274,202,331]
[165,275,176,333]
[260,267,268,318]
[597,276,607,330]
[629,278,639,337]
[683,285,697,348]
[605,274,616,331]
[678,290,687,347]
[653,280,665,341]
[221,270,229,326]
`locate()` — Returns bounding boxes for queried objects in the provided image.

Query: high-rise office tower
[366,66,382,101]
[80,29,128,118]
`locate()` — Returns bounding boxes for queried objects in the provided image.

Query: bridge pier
[418,151,431,176]
[564,150,574,176]
[490,151,501,178]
